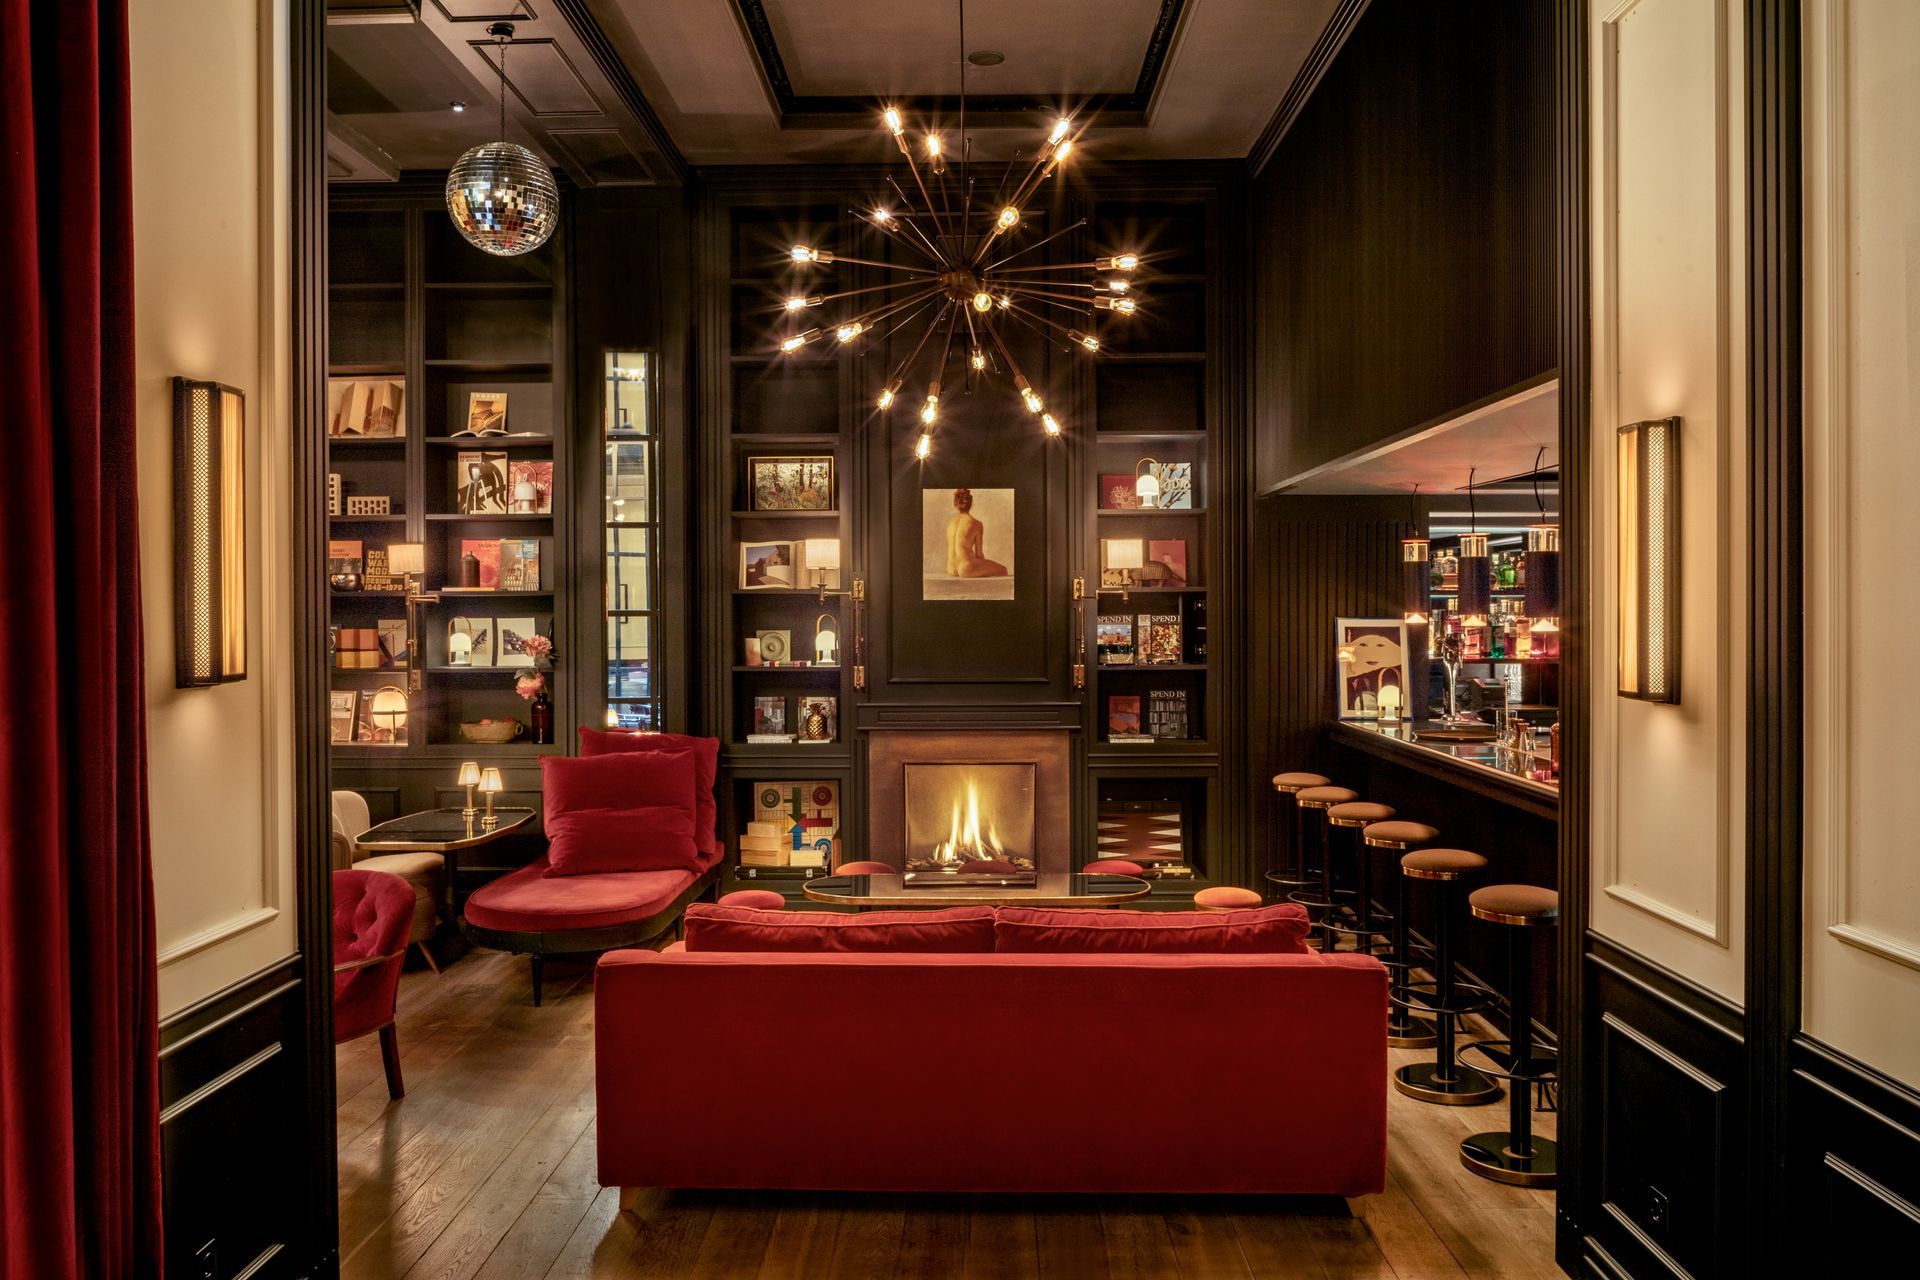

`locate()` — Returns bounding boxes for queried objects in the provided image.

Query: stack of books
[335,627,383,669]
[739,819,793,867]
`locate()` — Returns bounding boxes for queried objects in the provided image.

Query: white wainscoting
[1588,0,1747,1000]
[1801,0,1920,1091]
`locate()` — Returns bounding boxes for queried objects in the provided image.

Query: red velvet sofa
[595,935,1388,1197]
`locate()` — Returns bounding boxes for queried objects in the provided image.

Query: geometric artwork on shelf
[1096,801,1186,864]
[345,495,391,516]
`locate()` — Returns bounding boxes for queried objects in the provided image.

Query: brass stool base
[1394,1060,1501,1106]
[1386,1019,1437,1050]
[1459,1133,1557,1187]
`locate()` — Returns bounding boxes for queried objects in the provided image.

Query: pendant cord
[1410,482,1420,530]
[1532,446,1547,518]
[497,33,508,142]
[958,0,967,200]
[1468,467,1478,534]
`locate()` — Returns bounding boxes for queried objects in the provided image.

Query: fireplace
[866,727,1072,873]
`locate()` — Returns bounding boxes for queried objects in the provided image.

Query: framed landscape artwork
[749,456,834,511]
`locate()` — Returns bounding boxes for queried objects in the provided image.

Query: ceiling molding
[727,0,1188,128]
[548,0,689,183]
[1246,0,1368,176]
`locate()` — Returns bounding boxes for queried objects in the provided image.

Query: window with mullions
[603,352,658,730]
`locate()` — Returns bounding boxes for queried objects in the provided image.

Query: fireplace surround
[867,728,1072,873]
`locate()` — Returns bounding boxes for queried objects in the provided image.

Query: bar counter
[1330,720,1559,821]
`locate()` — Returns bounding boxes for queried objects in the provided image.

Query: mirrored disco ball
[445,142,558,257]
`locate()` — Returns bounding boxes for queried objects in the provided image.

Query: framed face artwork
[748,456,834,511]
[1333,618,1409,719]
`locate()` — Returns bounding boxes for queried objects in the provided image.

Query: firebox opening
[903,763,1037,871]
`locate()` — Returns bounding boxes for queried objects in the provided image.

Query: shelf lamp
[1106,538,1145,601]
[457,761,481,823]
[1134,458,1162,509]
[1457,468,1490,628]
[369,686,408,745]
[479,766,504,831]
[388,541,435,693]
[1619,417,1680,702]
[173,377,247,688]
[814,613,839,665]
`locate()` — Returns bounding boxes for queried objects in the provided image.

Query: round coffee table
[801,871,1150,909]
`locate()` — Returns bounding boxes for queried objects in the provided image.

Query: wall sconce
[387,541,436,694]
[479,766,504,831]
[173,377,247,687]
[1618,417,1680,702]
[1105,537,1145,601]
[804,537,842,601]
[1133,458,1161,509]
[813,612,839,665]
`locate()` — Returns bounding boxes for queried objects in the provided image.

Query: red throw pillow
[993,903,1313,954]
[541,751,701,875]
[577,728,720,856]
[683,903,996,953]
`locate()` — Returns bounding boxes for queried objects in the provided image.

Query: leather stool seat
[1470,884,1559,925]
[1194,885,1263,912]
[1272,771,1331,792]
[717,889,786,910]
[1364,821,1441,849]
[1401,848,1489,880]
[1327,801,1395,827]
[1293,786,1358,808]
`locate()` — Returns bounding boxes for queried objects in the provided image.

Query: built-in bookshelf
[325,203,570,771]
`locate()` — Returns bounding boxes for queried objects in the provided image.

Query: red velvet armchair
[333,868,414,1100]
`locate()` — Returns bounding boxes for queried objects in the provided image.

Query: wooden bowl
[459,718,524,744]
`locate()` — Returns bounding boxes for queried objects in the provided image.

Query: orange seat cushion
[1363,820,1439,847]
[1400,848,1487,880]
[1470,884,1559,922]
[1194,886,1264,911]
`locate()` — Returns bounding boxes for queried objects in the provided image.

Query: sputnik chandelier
[775,13,1141,459]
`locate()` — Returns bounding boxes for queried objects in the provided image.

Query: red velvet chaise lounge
[461,731,723,1004]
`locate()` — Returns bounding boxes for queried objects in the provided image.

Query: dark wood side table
[354,806,537,939]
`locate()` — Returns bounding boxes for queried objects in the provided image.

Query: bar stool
[1458,885,1560,1186]
[1363,820,1440,1048]
[1321,801,1395,954]
[1265,772,1330,900]
[1194,886,1263,913]
[1287,786,1356,942]
[1393,848,1499,1105]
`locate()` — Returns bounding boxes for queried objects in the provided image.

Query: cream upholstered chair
[331,790,444,973]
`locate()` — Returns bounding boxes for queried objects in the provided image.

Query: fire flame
[930,778,1004,865]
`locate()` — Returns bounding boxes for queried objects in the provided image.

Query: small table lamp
[478,766,504,832]
[814,612,839,665]
[1133,458,1161,509]
[804,538,841,600]
[1106,538,1145,601]
[1378,683,1403,725]
[457,760,481,821]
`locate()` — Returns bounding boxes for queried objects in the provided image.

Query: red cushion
[541,751,700,875]
[718,889,786,910]
[332,869,414,1043]
[683,903,996,953]
[577,728,720,856]
[993,903,1313,954]
[466,858,703,933]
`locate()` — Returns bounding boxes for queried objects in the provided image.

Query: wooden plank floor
[337,948,1560,1279]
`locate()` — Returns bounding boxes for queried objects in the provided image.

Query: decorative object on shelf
[508,459,552,512]
[461,538,502,589]
[755,629,791,665]
[1099,473,1142,510]
[923,487,1012,601]
[740,540,796,589]
[515,666,552,744]
[798,696,838,743]
[389,541,436,693]
[362,547,401,593]
[173,377,248,687]
[1149,461,1194,510]
[499,537,540,590]
[1148,539,1188,583]
[749,456,834,511]
[1378,683,1404,726]
[742,636,762,667]
[448,617,491,667]
[1334,618,1409,720]
[376,618,409,669]
[460,392,509,438]
[478,766,504,831]
[1096,616,1135,665]
[1107,694,1148,741]
[328,378,404,438]
[1137,613,1181,665]
[750,695,789,741]
[456,450,510,514]
[328,539,364,592]
[335,627,381,670]
[1618,416,1680,703]
[328,472,342,517]
[329,691,356,743]
[1457,468,1491,628]
[802,537,842,596]
[497,619,544,669]
[775,18,1141,459]
[1133,457,1161,509]
[345,495,391,517]
[445,23,558,258]
[1102,538,1144,601]
[1146,688,1190,740]
[457,761,482,823]
[367,685,408,745]
[813,613,839,665]
[1402,484,1431,626]
[460,545,482,588]
[460,718,523,745]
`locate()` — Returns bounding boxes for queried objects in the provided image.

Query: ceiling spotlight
[450,101,466,112]
[968,50,1006,66]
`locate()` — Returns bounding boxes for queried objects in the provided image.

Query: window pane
[608,614,650,665]
[606,661,651,700]
[606,700,656,731]
[605,526,651,612]
[606,441,651,522]
[606,356,650,435]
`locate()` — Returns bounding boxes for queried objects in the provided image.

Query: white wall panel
[1589,0,1747,999]
[132,0,294,1015]
[1803,0,1920,1089]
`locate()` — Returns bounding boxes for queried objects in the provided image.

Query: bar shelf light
[1618,417,1679,702]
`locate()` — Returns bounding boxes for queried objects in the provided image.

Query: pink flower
[514,670,546,701]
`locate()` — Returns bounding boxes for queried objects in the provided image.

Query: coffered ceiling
[327,0,1345,181]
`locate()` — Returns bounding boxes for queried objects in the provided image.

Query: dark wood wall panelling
[1250,0,1555,494]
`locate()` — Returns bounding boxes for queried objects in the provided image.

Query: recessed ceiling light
[450,100,466,112]
[967,50,1005,66]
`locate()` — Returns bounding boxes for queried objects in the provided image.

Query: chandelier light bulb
[877,379,901,410]
[925,134,942,157]
[1070,330,1099,352]
[921,394,940,425]
[915,432,933,460]
[791,244,816,263]
[1106,278,1129,293]
[1095,296,1136,314]
[1020,387,1042,414]
[835,322,864,343]
[970,348,986,371]
[996,294,1012,309]
[997,206,1020,230]
[780,329,819,353]
[972,290,993,313]
[1051,138,1073,163]
[785,295,820,312]
[884,106,904,136]
[1108,254,1139,271]
[1042,413,1062,437]
[1049,118,1072,145]
[872,207,895,225]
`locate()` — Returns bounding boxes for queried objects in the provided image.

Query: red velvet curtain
[0,0,163,1276]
